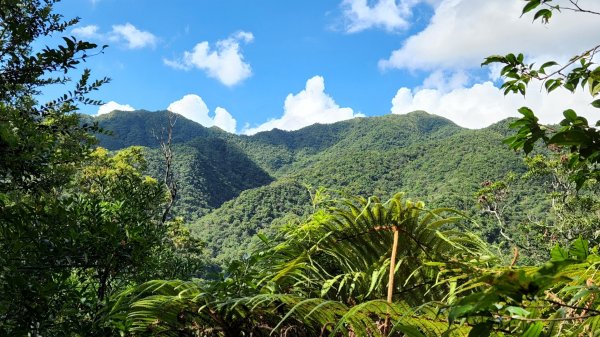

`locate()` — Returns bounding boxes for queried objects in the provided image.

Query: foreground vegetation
[1,0,600,336]
[110,193,600,336]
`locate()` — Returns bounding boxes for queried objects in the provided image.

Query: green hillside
[89,110,225,150]
[191,179,312,264]
[94,110,549,264]
[143,139,273,219]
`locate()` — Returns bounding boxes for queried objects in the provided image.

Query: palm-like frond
[109,193,491,336]
[265,193,491,305]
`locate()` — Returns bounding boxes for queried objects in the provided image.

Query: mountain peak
[92,110,216,150]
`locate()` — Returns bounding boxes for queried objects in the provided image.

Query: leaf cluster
[482,1,600,189]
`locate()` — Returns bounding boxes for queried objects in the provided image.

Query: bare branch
[153,110,179,224]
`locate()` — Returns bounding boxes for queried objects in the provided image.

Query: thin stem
[383,229,399,336]
[546,1,600,16]
[536,44,600,81]
[543,299,600,315]
[502,314,596,322]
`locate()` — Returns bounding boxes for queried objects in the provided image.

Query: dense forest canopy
[1,0,599,336]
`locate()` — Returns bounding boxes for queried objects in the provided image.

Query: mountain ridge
[92,109,546,264]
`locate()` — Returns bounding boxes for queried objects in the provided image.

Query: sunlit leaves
[0,1,111,334]
[522,0,555,23]
[483,1,600,189]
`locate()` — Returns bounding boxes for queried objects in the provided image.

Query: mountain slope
[144,138,273,219]
[94,110,549,264]
[90,110,225,150]
[191,179,312,264]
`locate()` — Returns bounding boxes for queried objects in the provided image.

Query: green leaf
[518,106,535,119]
[482,55,505,66]
[590,66,600,81]
[563,109,577,122]
[507,306,530,318]
[547,80,562,92]
[321,275,342,297]
[256,233,270,245]
[591,99,600,109]
[533,9,552,22]
[521,322,543,337]
[569,237,589,261]
[448,304,475,324]
[540,61,558,69]
[522,0,541,15]
[394,324,427,337]
[549,130,589,146]
[550,245,569,262]
[590,81,600,96]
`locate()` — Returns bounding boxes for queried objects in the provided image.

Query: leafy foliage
[0,1,113,334]
[0,3,207,334]
[440,237,600,337]
[110,193,491,336]
[482,0,600,188]
[109,190,600,337]
[190,179,312,264]
[144,137,273,219]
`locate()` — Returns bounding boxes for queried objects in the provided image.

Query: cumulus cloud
[390,81,595,129]
[379,0,600,129]
[71,23,157,49]
[109,23,157,49]
[243,76,363,135]
[341,0,420,33]
[72,25,101,39]
[420,69,469,92]
[167,94,237,133]
[96,101,135,116]
[164,31,254,86]
[379,0,600,71]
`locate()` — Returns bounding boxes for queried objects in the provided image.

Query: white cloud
[167,94,237,133]
[243,76,363,135]
[390,81,595,129]
[110,23,157,49]
[164,32,254,86]
[421,69,469,92]
[380,0,600,71]
[381,0,600,128]
[213,107,237,134]
[71,23,157,49]
[341,0,420,33]
[72,25,101,39]
[96,101,135,116]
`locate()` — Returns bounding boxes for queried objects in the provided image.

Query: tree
[0,0,112,334]
[523,153,600,247]
[482,0,600,189]
[0,0,108,192]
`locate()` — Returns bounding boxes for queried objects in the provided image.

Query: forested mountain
[95,110,548,263]
[86,110,225,150]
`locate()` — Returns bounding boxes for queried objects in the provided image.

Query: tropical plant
[110,193,492,336]
[442,237,600,336]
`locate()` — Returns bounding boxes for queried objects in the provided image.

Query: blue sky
[46,0,600,134]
